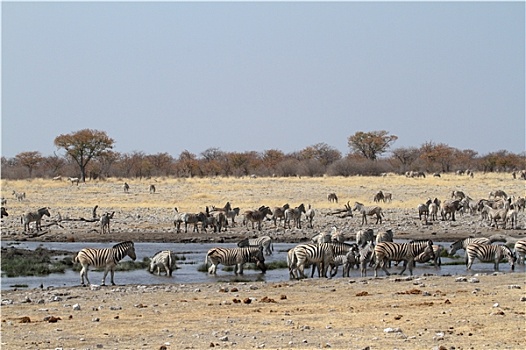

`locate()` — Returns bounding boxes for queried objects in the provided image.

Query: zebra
[287,248,300,279]
[408,241,443,267]
[417,200,431,220]
[68,177,80,185]
[451,190,466,200]
[481,205,508,229]
[514,240,526,264]
[182,212,207,233]
[489,190,507,199]
[375,229,394,245]
[383,192,393,203]
[305,204,315,228]
[293,243,335,279]
[330,250,360,278]
[237,235,273,255]
[22,207,51,232]
[352,202,384,225]
[123,182,130,193]
[330,226,346,243]
[327,193,338,203]
[271,203,290,227]
[355,228,374,247]
[100,211,115,234]
[12,191,26,201]
[284,203,306,229]
[243,206,272,231]
[466,243,515,271]
[358,241,375,277]
[448,237,491,257]
[173,207,185,233]
[311,231,331,244]
[148,250,177,276]
[226,207,240,226]
[440,199,462,221]
[1,207,8,218]
[74,241,137,286]
[373,191,384,203]
[505,209,518,229]
[373,240,435,277]
[205,246,266,275]
[149,184,156,194]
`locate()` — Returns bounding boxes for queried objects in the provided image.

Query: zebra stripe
[205,246,266,275]
[374,240,434,277]
[74,241,136,286]
[149,250,177,276]
[466,243,515,271]
[448,237,490,256]
[514,240,526,265]
[293,243,335,279]
[22,207,51,232]
[352,202,384,225]
[284,204,306,229]
[237,236,273,255]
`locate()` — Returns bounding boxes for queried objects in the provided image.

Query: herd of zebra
[69,231,525,287]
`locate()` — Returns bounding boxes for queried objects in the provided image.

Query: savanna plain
[1,173,525,349]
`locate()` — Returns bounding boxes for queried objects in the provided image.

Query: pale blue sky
[2,1,525,159]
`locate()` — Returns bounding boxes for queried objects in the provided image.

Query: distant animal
[505,209,518,229]
[225,207,240,226]
[149,184,156,194]
[489,190,507,199]
[74,241,137,286]
[481,205,508,229]
[451,190,466,200]
[440,199,462,221]
[123,182,130,193]
[417,201,430,220]
[68,177,80,186]
[353,202,384,225]
[383,192,392,203]
[305,204,315,228]
[1,207,8,218]
[148,250,177,276]
[243,206,272,231]
[355,228,374,247]
[12,191,26,201]
[1,198,6,205]
[271,204,290,227]
[100,211,115,234]
[205,246,266,275]
[373,191,384,203]
[52,176,62,181]
[284,203,306,229]
[327,193,338,203]
[22,207,51,232]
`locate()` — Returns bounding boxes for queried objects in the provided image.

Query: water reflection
[1,241,522,290]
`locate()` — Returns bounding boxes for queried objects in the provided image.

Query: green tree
[348,130,398,160]
[54,129,114,182]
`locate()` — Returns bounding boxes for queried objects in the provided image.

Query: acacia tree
[15,151,43,178]
[54,129,114,182]
[348,130,398,160]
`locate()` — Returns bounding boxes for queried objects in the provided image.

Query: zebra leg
[80,266,89,286]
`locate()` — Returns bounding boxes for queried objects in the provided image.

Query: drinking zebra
[293,243,335,279]
[74,241,137,286]
[148,250,177,276]
[21,207,51,232]
[352,202,384,225]
[466,243,515,271]
[373,240,435,277]
[514,240,526,264]
[205,246,266,275]
[237,235,273,255]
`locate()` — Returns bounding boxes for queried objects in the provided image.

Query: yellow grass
[1,173,522,216]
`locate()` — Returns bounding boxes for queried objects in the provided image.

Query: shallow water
[1,241,522,290]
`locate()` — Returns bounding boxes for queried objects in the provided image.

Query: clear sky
[2,1,525,159]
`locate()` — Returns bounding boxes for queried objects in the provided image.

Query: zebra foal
[205,246,266,275]
[74,241,137,286]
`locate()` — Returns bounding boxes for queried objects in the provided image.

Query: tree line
[1,129,524,180]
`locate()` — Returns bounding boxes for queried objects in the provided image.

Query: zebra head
[501,245,516,271]
[38,207,51,217]
[251,246,266,273]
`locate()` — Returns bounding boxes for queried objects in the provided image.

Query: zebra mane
[113,241,134,249]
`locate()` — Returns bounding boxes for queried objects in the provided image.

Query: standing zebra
[99,211,114,234]
[12,191,26,201]
[74,241,137,286]
[123,182,130,193]
[284,203,306,229]
[466,243,515,271]
[205,246,266,275]
[353,202,384,225]
[237,235,273,255]
[293,243,335,279]
[448,237,490,256]
[243,206,272,231]
[305,204,315,228]
[514,240,526,264]
[374,240,435,277]
[21,207,51,232]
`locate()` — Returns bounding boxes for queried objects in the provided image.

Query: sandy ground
[1,176,525,349]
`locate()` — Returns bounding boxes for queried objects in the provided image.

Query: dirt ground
[1,176,525,349]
